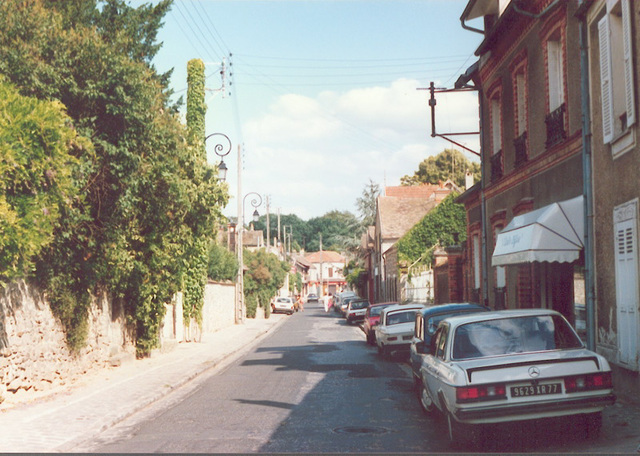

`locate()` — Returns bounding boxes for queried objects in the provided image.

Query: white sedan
[417,309,616,447]
[271,296,294,315]
[375,303,425,358]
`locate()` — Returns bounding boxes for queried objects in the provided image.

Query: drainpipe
[478,93,489,308]
[577,2,596,351]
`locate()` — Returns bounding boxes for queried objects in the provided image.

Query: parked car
[345,299,370,325]
[271,296,295,315]
[333,291,356,314]
[339,295,359,316]
[410,303,490,385]
[375,303,425,358]
[363,302,398,345]
[416,309,616,448]
[306,293,319,303]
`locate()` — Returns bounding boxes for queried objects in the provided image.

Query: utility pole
[236,143,243,324]
[277,209,281,253]
[319,233,323,298]
[266,195,270,249]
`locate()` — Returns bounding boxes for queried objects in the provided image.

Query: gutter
[576,0,596,351]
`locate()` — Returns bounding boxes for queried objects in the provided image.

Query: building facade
[459,0,585,329]
[582,0,640,372]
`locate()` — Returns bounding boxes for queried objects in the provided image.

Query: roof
[384,181,460,198]
[305,250,346,264]
[243,229,263,247]
[377,196,438,240]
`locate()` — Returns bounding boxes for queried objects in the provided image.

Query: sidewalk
[0,314,287,453]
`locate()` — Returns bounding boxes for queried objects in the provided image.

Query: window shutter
[599,15,614,144]
[622,0,635,126]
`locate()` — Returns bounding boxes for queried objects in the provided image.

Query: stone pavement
[0,314,288,453]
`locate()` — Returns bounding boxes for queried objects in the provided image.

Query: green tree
[0,0,228,355]
[243,249,289,318]
[400,149,480,188]
[356,179,380,228]
[207,242,238,282]
[396,193,467,267]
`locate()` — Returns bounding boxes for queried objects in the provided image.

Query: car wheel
[418,380,435,415]
[584,411,602,439]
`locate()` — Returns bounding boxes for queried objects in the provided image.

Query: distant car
[363,302,398,345]
[271,296,294,315]
[375,303,425,358]
[339,295,359,316]
[334,291,356,313]
[306,293,319,303]
[345,299,370,325]
[417,309,616,448]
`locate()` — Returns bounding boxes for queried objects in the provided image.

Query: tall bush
[243,249,289,318]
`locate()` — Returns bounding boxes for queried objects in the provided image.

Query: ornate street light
[243,192,263,224]
[204,132,231,181]
[237,192,263,323]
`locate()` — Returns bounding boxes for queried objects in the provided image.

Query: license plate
[510,383,560,397]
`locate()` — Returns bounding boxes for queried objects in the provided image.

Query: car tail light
[456,384,506,403]
[564,372,612,393]
[388,336,398,341]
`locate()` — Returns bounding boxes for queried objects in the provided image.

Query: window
[489,87,503,181]
[490,94,503,154]
[473,234,481,290]
[599,0,635,146]
[547,38,565,112]
[515,72,527,136]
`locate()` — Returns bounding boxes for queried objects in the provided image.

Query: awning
[492,196,584,266]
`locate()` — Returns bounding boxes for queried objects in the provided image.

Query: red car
[363,302,398,345]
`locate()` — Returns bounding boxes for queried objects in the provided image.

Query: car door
[410,313,425,375]
[424,323,450,412]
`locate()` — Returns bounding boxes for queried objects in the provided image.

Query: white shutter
[622,0,636,126]
[599,15,615,143]
[614,218,639,367]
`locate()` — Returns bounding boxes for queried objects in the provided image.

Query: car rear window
[350,300,369,310]
[386,311,417,325]
[452,315,583,359]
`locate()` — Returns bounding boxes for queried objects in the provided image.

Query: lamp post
[204,132,231,181]
[237,192,262,323]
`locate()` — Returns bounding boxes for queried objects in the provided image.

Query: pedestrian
[297,294,304,312]
[326,293,333,312]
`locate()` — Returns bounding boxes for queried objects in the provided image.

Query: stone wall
[0,280,238,407]
[0,280,135,406]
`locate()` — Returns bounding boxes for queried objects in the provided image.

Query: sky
[132,0,484,220]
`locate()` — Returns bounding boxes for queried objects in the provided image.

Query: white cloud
[229,78,481,220]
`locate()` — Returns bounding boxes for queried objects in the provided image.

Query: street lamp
[237,192,263,323]
[204,132,231,181]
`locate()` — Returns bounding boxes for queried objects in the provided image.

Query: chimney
[465,171,474,190]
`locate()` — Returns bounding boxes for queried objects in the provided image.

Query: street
[70,301,640,453]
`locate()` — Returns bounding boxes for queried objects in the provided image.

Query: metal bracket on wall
[418,81,480,157]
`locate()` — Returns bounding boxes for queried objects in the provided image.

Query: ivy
[397,193,467,268]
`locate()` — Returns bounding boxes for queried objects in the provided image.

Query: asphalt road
[77,302,640,453]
